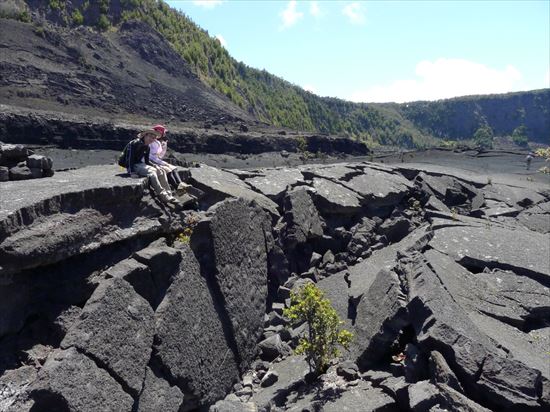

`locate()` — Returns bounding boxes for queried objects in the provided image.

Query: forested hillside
[6,0,550,146]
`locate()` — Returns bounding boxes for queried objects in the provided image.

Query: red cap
[153,124,167,136]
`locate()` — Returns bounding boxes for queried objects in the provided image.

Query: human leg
[134,163,171,201]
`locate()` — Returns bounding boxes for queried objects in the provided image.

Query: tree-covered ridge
[13,0,550,146]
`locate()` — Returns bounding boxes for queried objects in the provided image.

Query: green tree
[473,125,494,149]
[72,9,84,26]
[284,283,353,375]
[511,125,529,147]
[97,14,110,31]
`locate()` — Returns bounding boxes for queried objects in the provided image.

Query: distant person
[526,151,534,170]
[149,124,188,193]
[118,128,177,204]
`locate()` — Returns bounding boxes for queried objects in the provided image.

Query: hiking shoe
[176,182,190,196]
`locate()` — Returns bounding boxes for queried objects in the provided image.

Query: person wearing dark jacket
[123,128,176,203]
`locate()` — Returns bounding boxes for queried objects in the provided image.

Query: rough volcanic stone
[429,224,550,281]
[0,165,156,277]
[379,376,409,409]
[517,201,550,233]
[154,244,241,407]
[378,216,413,243]
[26,155,52,170]
[8,164,32,180]
[311,177,362,214]
[245,167,304,199]
[282,186,324,246]
[210,399,258,412]
[29,167,43,179]
[436,384,491,412]
[251,356,309,409]
[0,144,30,164]
[429,351,463,393]
[103,258,155,306]
[425,249,550,331]
[342,167,413,209]
[484,183,545,208]
[300,163,361,181]
[61,277,154,395]
[404,252,543,410]
[322,380,398,412]
[0,166,8,181]
[137,367,184,412]
[258,334,290,361]
[189,164,279,217]
[0,365,37,412]
[352,269,408,368]
[260,371,279,387]
[348,217,377,257]
[408,381,440,412]
[348,224,432,299]
[317,270,352,329]
[194,198,270,367]
[29,347,133,412]
[133,243,182,307]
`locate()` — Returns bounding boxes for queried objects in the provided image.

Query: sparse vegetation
[72,9,83,26]
[284,283,353,375]
[512,125,529,147]
[473,125,494,149]
[97,14,110,31]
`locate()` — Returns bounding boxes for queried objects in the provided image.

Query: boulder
[352,269,408,368]
[408,381,440,412]
[342,167,413,209]
[29,348,134,412]
[154,244,241,408]
[8,164,32,180]
[282,186,324,246]
[137,367,184,412]
[61,277,155,396]
[0,365,37,412]
[517,201,550,233]
[0,144,30,164]
[26,154,52,170]
[133,243,182,307]
[258,334,290,362]
[429,223,550,282]
[322,380,398,412]
[404,252,543,410]
[245,167,304,199]
[189,164,279,217]
[193,198,270,367]
[0,166,8,181]
[311,177,362,214]
[103,258,155,306]
[378,216,413,243]
[429,351,463,393]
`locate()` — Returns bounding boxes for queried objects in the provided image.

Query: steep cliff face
[398,89,550,142]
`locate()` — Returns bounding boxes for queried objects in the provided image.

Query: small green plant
[296,135,307,153]
[175,213,201,244]
[72,9,84,26]
[284,283,353,375]
[97,14,110,31]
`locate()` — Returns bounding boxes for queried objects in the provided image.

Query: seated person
[119,128,177,203]
[150,125,189,194]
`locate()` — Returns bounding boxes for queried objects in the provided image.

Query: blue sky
[166,1,550,103]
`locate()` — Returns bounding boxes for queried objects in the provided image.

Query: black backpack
[118,139,135,168]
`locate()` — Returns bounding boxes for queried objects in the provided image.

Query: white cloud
[215,34,227,48]
[192,0,224,9]
[280,0,304,29]
[303,84,317,94]
[350,58,524,103]
[310,1,321,18]
[342,2,365,25]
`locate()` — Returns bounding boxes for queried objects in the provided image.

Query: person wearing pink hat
[149,125,188,194]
